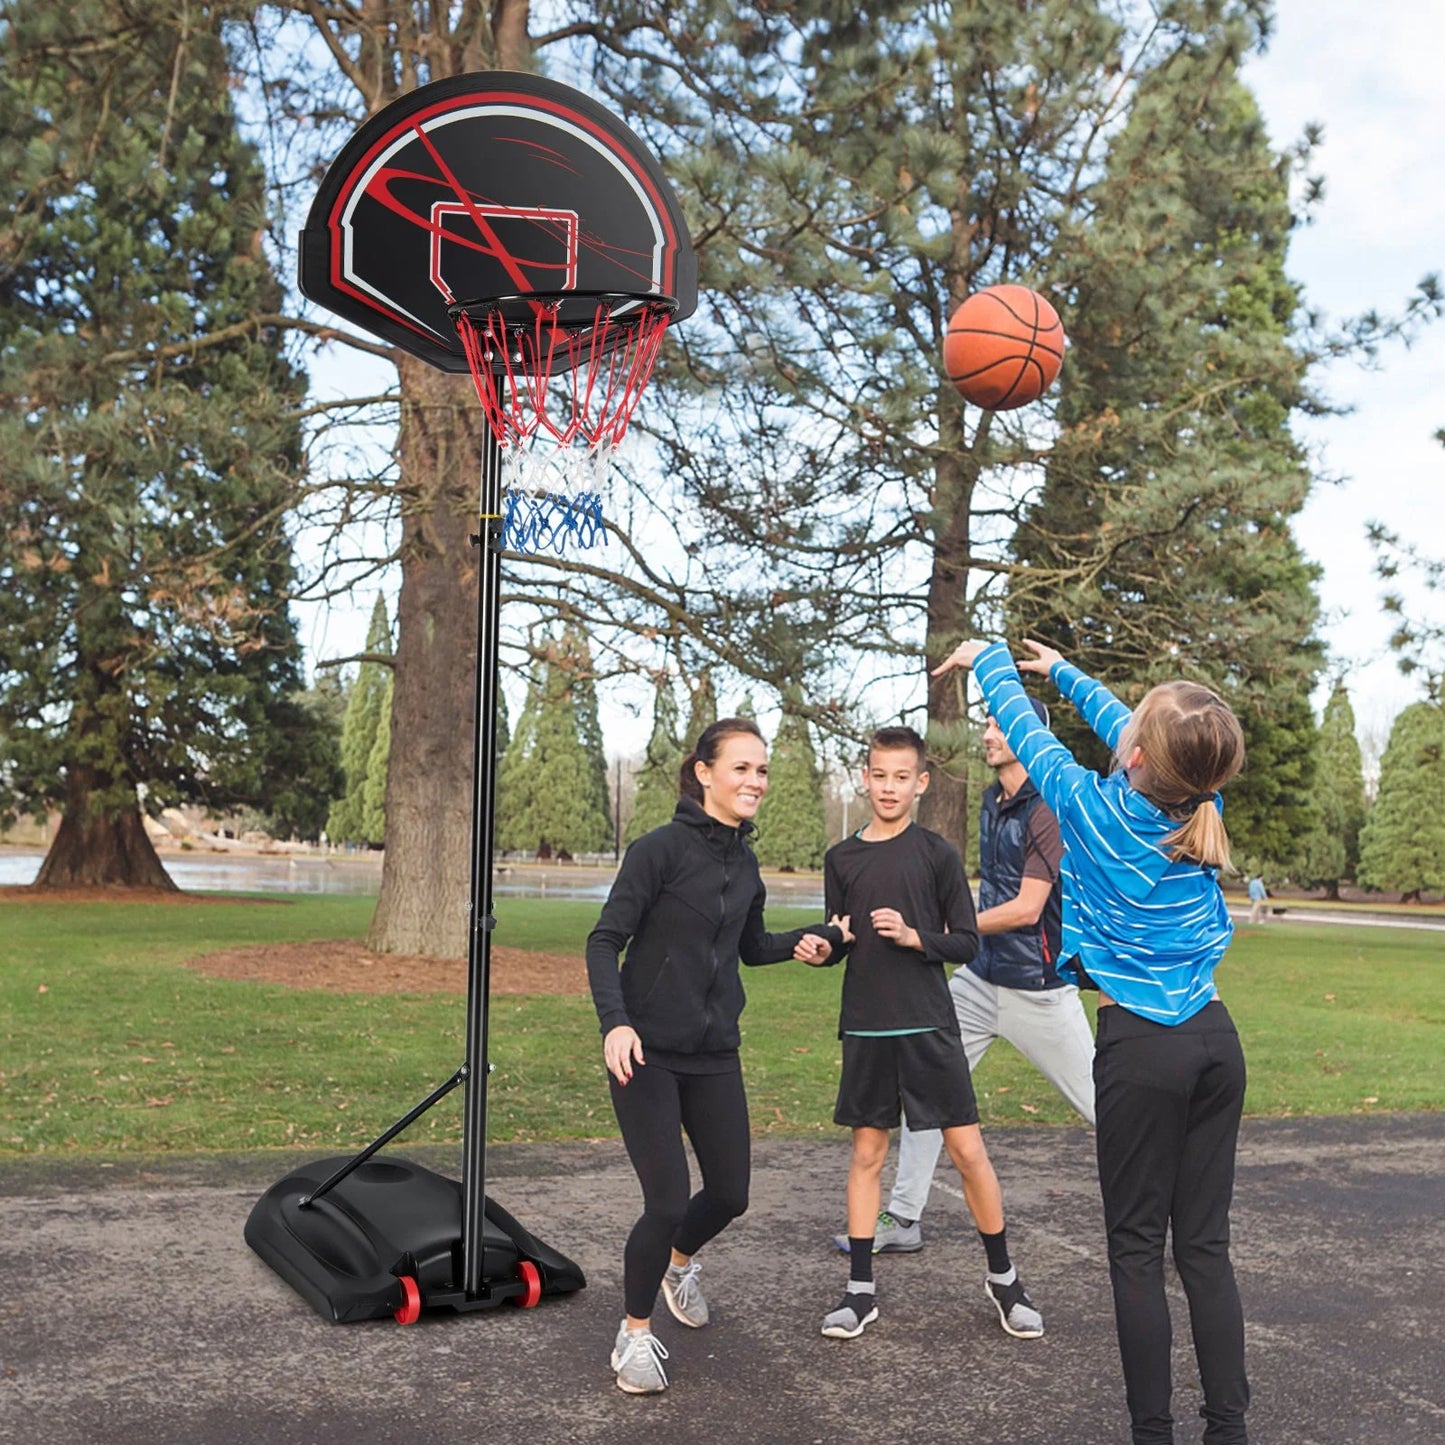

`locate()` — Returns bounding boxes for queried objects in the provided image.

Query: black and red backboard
[299,72,698,374]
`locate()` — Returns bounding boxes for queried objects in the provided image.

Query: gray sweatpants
[888,964,1097,1222]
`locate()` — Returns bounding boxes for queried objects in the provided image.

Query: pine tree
[562,627,614,841]
[1293,682,1368,895]
[627,676,684,843]
[268,1,1434,952]
[684,672,719,747]
[495,679,541,854]
[0,1,318,888]
[262,678,346,843]
[561,0,1331,860]
[754,707,828,871]
[493,655,611,857]
[495,684,511,762]
[327,595,393,846]
[514,656,609,855]
[360,676,393,846]
[1356,702,1445,901]
[1008,49,1324,865]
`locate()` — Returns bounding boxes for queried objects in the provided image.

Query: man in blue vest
[836,697,1097,1255]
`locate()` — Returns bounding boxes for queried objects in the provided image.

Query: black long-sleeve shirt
[586,797,841,1064]
[823,823,980,1036]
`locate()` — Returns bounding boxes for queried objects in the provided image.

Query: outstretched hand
[795,914,853,966]
[1015,638,1064,676]
[794,933,831,965]
[932,639,990,676]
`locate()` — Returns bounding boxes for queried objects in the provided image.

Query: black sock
[848,1236,874,1286]
[979,1226,1011,1276]
[888,1213,915,1227]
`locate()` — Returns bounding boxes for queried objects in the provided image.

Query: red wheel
[393,1274,422,1325]
[511,1259,542,1309]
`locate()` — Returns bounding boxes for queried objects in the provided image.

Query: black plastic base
[245,1155,586,1323]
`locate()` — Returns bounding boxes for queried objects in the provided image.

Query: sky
[1242,0,1444,747]
[299,3,1444,757]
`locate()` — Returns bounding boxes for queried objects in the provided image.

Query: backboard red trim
[299,73,696,374]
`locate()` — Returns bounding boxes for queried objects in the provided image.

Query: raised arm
[968,642,1095,820]
[1013,638,1132,755]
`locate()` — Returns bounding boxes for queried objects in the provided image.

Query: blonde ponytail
[1165,802,1234,872]
[1117,682,1245,869]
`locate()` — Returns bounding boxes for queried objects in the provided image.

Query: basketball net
[451,294,675,554]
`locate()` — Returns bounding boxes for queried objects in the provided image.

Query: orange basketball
[942,285,1065,410]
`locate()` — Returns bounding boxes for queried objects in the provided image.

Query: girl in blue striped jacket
[936,636,1250,1445]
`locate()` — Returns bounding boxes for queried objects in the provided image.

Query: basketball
[942,285,1065,411]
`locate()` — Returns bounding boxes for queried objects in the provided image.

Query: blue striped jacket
[971,643,1232,1026]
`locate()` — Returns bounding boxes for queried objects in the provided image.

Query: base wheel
[511,1259,542,1308]
[394,1274,422,1325]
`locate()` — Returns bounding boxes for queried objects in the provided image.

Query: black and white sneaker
[985,1272,1044,1338]
[821,1290,879,1339]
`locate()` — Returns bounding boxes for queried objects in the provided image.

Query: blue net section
[452,299,676,556]
[501,491,609,554]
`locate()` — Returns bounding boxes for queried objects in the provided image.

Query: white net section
[453,295,673,554]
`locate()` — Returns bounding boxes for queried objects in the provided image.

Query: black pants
[1094,1001,1249,1445]
[609,1060,751,1320]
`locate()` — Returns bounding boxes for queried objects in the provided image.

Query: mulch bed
[180,939,587,996]
[0,884,267,905]
[2,885,585,996]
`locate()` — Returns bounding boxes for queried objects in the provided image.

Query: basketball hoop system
[450,290,678,555]
[256,72,697,1328]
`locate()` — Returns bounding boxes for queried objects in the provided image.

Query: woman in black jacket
[586,716,843,1394]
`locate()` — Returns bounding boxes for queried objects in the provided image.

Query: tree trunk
[34,765,176,890]
[916,390,979,861]
[491,0,531,70]
[366,357,488,958]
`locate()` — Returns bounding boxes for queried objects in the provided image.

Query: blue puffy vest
[970,778,1065,990]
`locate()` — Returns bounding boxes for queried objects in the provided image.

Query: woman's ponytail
[678,750,703,801]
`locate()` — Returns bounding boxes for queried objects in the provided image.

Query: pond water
[0,850,827,908]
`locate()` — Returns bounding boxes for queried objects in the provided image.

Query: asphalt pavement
[2,1114,1441,1445]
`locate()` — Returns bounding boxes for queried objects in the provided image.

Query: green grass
[2,895,1441,1158]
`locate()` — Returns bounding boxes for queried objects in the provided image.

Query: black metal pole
[461,427,504,1297]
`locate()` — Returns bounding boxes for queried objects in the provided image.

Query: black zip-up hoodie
[586,797,841,1055]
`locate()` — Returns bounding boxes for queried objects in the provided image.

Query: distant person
[843,698,1095,1256]
[1247,875,1268,925]
[585,718,842,1396]
[936,637,1251,1445]
[805,725,1045,1343]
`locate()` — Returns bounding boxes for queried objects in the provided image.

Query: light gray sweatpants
[887,964,1097,1222]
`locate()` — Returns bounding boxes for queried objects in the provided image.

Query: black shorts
[834,1030,980,1131]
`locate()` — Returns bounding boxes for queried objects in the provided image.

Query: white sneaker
[662,1259,710,1327]
[610,1321,670,1393]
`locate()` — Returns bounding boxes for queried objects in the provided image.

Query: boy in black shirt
[805,726,1044,1342]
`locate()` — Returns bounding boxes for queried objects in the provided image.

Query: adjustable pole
[461,425,505,1296]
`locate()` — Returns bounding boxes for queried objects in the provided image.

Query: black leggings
[1094,1000,1249,1445]
[609,1061,751,1320]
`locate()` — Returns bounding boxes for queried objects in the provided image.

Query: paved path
[2,1115,1441,1444]
[1231,908,1445,933]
